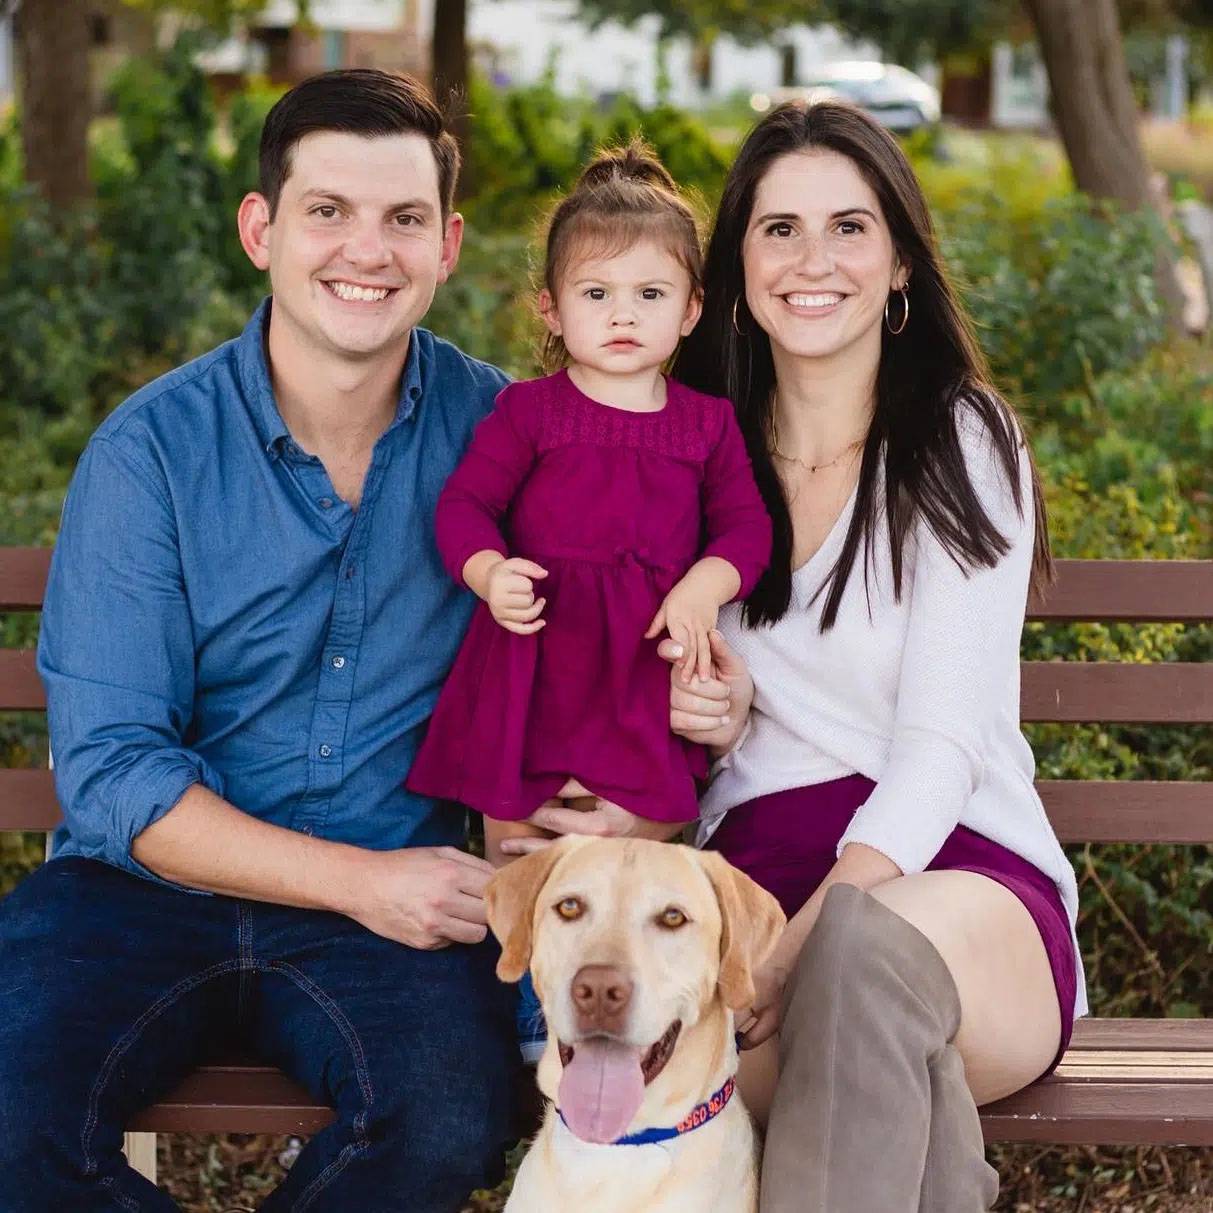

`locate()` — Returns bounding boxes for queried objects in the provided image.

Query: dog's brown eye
[555,897,585,921]
[658,907,687,929]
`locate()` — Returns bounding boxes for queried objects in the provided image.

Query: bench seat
[127,1019,1213,1146]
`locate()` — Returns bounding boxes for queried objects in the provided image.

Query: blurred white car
[754,61,942,134]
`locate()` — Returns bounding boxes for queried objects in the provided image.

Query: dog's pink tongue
[559,1039,646,1144]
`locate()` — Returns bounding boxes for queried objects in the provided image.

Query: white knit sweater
[700,409,1087,1016]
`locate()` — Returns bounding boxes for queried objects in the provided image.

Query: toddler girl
[408,142,771,874]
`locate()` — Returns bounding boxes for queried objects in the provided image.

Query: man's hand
[660,629,753,752]
[345,846,494,949]
[484,557,548,635]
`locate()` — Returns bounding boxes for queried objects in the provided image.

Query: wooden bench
[1,548,1210,1156]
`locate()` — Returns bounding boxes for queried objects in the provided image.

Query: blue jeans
[515,971,548,1065]
[0,858,520,1212]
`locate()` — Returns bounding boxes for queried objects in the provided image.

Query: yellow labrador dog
[486,835,785,1213]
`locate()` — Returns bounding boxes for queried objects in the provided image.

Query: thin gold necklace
[771,429,865,474]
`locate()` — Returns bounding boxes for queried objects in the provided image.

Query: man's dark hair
[258,68,460,220]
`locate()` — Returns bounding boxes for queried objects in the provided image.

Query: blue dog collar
[558,1074,737,1147]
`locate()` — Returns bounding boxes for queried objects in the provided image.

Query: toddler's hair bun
[575,137,678,195]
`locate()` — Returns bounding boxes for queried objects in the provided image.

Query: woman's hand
[660,629,753,752]
[498,780,685,857]
[736,934,799,1050]
[736,852,903,1049]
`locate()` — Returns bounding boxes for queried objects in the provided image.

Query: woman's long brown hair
[674,101,1052,629]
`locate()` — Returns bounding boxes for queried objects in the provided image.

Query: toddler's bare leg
[554,777,600,816]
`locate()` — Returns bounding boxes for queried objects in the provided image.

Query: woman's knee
[786,883,890,1001]
[786,882,961,1036]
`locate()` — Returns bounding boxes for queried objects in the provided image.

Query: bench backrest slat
[1021,663,1213,723]
[1035,780,1211,844]
[0,769,1207,843]
[0,650,47,710]
[2,650,1209,722]
[1028,559,1213,622]
[0,548,50,610]
[0,554,1210,619]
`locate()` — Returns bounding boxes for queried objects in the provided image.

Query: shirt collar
[236,296,426,462]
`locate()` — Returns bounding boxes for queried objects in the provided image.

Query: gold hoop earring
[732,295,747,337]
[885,286,909,335]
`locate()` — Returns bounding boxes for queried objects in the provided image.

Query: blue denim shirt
[37,299,508,884]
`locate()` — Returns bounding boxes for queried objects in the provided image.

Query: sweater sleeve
[835,411,1036,874]
[433,382,538,587]
[699,399,773,599]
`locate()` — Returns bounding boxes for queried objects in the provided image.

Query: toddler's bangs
[551,210,702,294]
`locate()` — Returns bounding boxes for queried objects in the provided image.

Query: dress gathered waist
[527,545,688,579]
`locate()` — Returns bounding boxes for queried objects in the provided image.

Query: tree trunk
[691,31,714,94]
[14,0,92,210]
[1022,0,1184,324]
[431,0,471,198]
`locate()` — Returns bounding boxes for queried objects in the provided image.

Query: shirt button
[331,655,346,670]
[318,743,333,758]
[319,497,334,510]
[409,386,421,400]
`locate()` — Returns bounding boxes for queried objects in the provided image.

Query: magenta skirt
[706,774,1077,1073]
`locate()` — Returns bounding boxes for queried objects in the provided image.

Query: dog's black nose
[571,965,633,1033]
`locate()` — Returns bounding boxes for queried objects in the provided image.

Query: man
[0,70,519,1211]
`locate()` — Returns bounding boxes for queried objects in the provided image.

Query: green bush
[0,38,261,472]
[98,38,258,359]
[427,230,539,378]
[462,74,731,233]
[0,105,21,192]
[940,193,1169,402]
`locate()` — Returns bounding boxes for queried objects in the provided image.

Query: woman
[664,101,1085,1211]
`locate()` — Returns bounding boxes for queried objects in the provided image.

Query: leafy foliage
[572,0,816,44]
[463,73,731,232]
[818,0,1011,66]
[941,193,1170,401]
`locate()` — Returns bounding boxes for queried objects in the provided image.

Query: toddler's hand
[486,557,548,635]
[645,577,719,682]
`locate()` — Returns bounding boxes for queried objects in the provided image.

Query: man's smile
[322,279,399,304]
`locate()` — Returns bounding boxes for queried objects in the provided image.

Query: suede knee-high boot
[759,883,998,1213]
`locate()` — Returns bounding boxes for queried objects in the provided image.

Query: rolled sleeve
[836,414,1035,874]
[38,436,223,884]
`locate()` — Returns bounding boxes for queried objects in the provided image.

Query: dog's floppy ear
[485,841,569,983]
[695,849,787,1010]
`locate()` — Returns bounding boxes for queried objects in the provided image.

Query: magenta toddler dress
[407,369,772,823]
